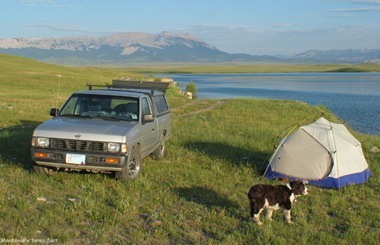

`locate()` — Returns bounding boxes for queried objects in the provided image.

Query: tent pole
[329,122,341,190]
[262,124,299,177]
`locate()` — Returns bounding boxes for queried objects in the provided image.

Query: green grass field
[120,62,380,74]
[0,54,379,244]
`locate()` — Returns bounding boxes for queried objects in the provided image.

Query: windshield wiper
[59,114,91,118]
[95,115,122,121]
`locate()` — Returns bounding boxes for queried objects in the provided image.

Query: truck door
[140,97,158,155]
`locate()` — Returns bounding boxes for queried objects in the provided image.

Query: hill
[0,55,379,243]
[0,32,278,65]
[293,49,380,63]
[2,32,379,65]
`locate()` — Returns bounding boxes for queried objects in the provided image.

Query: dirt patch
[179,100,225,116]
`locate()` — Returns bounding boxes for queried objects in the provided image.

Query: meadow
[118,62,380,74]
[0,54,379,244]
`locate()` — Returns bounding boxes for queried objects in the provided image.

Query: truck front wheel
[116,147,142,181]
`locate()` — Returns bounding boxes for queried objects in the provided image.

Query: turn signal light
[105,157,119,164]
[35,152,48,158]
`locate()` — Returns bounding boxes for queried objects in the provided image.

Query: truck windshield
[59,94,139,121]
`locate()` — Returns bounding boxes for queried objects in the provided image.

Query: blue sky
[1,0,380,55]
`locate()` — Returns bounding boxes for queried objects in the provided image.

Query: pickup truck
[31,80,172,181]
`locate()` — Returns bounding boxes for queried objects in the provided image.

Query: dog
[247,180,308,225]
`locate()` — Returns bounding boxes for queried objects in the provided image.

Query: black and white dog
[247,180,308,225]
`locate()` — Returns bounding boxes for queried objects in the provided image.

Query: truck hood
[33,117,137,143]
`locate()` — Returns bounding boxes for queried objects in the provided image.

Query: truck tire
[116,146,142,181]
[152,136,165,160]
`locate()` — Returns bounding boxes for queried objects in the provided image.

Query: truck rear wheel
[116,147,142,181]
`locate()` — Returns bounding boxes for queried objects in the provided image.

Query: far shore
[118,62,380,74]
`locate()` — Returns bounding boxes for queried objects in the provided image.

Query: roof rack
[112,80,170,92]
[87,80,171,94]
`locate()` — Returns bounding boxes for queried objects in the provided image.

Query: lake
[164,73,380,135]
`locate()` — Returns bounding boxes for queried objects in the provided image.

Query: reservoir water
[164,73,380,135]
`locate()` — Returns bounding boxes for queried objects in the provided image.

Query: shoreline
[126,63,380,74]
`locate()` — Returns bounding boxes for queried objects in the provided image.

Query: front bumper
[31,148,127,172]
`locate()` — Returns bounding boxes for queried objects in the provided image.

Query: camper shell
[31,80,172,181]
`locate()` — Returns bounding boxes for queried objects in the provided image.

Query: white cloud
[18,0,80,8]
[322,0,380,18]
[24,24,92,33]
[23,23,129,38]
[182,24,380,56]
[18,0,52,3]
[327,0,380,4]
[326,6,380,12]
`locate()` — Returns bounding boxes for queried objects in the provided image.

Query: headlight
[107,143,120,153]
[36,137,50,148]
[121,144,128,154]
[107,143,128,153]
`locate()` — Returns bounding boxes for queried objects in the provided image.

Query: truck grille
[51,139,105,152]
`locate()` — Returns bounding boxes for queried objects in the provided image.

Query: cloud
[326,6,380,12]
[323,0,380,17]
[18,0,52,3]
[18,0,80,8]
[182,24,380,56]
[25,24,92,33]
[324,0,380,13]
[328,0,380,4]
[23,23,128,37]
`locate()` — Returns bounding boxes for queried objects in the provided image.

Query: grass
[122,62,380,74]
[0,54,379,243]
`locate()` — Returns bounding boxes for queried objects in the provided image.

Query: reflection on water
[165,73,380,135]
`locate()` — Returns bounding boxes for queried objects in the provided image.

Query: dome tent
[264,117,372,188]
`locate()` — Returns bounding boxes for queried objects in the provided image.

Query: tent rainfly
[264,117,372,188]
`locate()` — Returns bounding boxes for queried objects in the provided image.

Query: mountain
[0,32,379,65]
[293,49,380,63]
[0,32,278,65]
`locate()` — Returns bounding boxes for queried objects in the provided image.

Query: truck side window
[60,95,79,115]
[141,98,151,116]
[154,95,169,113]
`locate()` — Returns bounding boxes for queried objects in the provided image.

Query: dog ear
[294,179,308,185]
[289,180,296,188]
[290,179,307,188]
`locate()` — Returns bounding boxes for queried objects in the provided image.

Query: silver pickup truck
[31,80,171,181]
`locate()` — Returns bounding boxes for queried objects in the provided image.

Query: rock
[37,197,47,202]
[68,197,78,202]
[160,77,173,83]
[184,91,192,99]
[370,146,380,154]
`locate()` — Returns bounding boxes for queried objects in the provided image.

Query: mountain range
[0,32,379,65]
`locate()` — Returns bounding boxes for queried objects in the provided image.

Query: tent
[264,117,372,188]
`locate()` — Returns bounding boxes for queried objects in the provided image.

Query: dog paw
[253,219,264,225]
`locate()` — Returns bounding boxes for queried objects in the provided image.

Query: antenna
[56,74,63,110]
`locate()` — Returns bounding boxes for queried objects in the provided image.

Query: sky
[1,0,380,56]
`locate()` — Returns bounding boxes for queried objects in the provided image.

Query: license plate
[66,154,86,165]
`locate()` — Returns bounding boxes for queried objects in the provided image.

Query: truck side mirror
[50,108,59,117]
[142,114,154,124]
